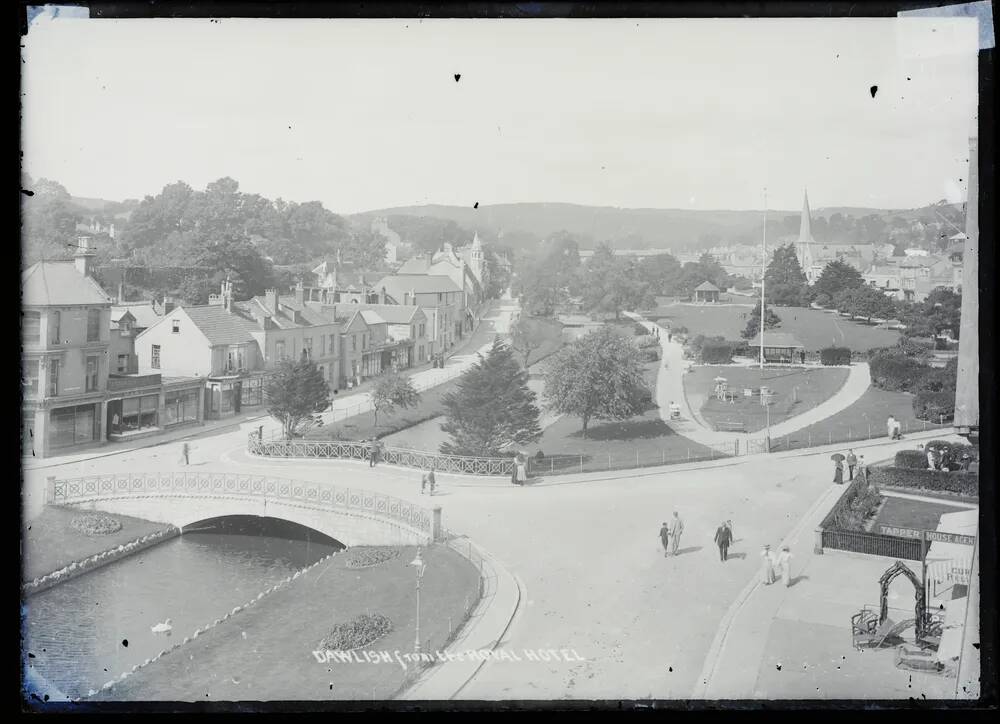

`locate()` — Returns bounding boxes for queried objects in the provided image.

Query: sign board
[878,525,975,546]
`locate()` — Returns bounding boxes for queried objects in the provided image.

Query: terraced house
[373,273,463,359]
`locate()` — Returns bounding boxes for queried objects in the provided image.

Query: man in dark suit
[714,521,733,562]
[659,522,671,558]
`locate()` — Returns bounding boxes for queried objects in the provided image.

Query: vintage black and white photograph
[20,3,990,709]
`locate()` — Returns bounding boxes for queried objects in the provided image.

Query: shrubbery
[867,466,978,497]
[639,346,661,363]
[319,613,393,650]
[830,485,884,531]
[71,514,123,536]
[701,342,735,364]
[913,390,955,423]
[819,346,851,365]
[345,547,400,569]
[869,351,929,392]
[895,449,930,469]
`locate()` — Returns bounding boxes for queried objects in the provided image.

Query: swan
[151,618,172,634]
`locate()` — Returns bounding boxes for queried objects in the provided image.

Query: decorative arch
[879,560,926,638]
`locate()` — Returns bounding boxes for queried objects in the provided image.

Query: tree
[764,244,810,306]
[21,178,84,264]
[578,244,652,320]
[370,370,421,434]
[266,358,330,439]
[513,231,582,316]
[635,253,684,297]
[898,287,962,340]
[542,326,648,438]
[812,259,864,300]
[440,338,542,455]
[741,301,782,339]
[510,318,551,368]
[834,284,897,324]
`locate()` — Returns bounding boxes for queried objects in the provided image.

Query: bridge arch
[47,472,438,547]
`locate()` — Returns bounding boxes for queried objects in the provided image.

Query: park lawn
[683,365,850,434]
[22,507,173,583]
[524,361,720,475]
[651,303,900,352]
[873,495,966,532]
[770,386,952,451]
[93,543,480,701]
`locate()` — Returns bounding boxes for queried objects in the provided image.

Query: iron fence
[523,442,736,477]
[820,528,923,561]
[50,472,433,534]
[766,418,950,454]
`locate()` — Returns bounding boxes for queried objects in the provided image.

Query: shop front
[49,403,101,451]
[106,392,160,438]
[204,373,266,420]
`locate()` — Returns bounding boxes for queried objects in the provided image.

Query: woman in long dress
[515,456,527,485]
[760,545,776,585]
[833,459,844,484]
[776,546,793,587]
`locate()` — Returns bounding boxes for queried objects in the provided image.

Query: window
[352,335,357,352]
[151,345,161,369]
[438,293,442,303]
[50,404,98,448]
[304,337,313,359]
[171,319,180,333]
[24,360,39,396]
[51,311,61,344]
[87,309,101,342]
[117,354,131,374]
[163,389,199,426]
[275,340,286,361]
[362,334,366,350]
[24,311,40,343]
[121,394,159,430]
[329,334,336,356]
[48,359,60,396]
[226,345,246,371]
[320,335,326,356]
[86,356,99,392]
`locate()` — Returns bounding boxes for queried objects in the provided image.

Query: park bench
[716,421,746,433]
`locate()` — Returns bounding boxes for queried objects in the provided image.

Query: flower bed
[70,514,123,536]
[868,466,979,498]
[345,547,400,569]
[319,613,393,651]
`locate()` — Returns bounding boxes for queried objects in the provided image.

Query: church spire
[798,189,814,244]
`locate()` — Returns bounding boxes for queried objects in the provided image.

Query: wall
[135,310,213,377]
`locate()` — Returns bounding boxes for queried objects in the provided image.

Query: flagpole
[760,188,767,370]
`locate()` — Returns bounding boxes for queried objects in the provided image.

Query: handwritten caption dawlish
[313,648,585,669]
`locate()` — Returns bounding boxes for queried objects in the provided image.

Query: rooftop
[694,281,721,292]
[753,332,804,349]
[178,305,261,346]
[111,302,162,329]
[22,261,114,307]
[375,274,463,297]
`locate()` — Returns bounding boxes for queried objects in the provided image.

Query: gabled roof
[374,274,463,300]
[397,257,432,275]
[753,332,804,348]
[22,261,114,306]
[694,281,721,292]
[329,303,423,325]
[177,305,261,346]
[111,302,161,329]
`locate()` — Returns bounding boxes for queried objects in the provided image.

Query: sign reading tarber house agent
[878,526,976,546]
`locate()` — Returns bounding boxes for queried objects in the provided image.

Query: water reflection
[24,517,341,698]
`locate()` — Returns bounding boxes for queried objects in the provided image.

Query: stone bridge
[46,472,440,546]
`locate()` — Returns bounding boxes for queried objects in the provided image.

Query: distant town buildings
[791,191,877,284]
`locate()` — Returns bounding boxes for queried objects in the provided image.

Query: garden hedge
[895,449,930,469]
[867,466,979,497]
[869,351,929,392]
[701,342,734,364]
[913,390,955,422]
[820,346,851,365]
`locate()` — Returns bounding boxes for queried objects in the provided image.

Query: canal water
[23,518,341,699]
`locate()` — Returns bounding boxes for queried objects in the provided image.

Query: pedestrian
[776,545,793,587]
[833,457,844,484]
[760,544,776,585]
[714,521,733,562]
[511,458,519,486]
[181,442,190,466]
[670,511,684,556]
[799,350,806,365]
[427,468,436,496]
[886,415,896,439]
[893,418,902,440]
[926,447,937,471]
[515,455,527,485]
[420,470,428,495]
[257,425,264,440]
[725,519,735,542]
[659,522,671,558]
[846,449,858,480]
[667,332,672,342]
[369,438,378,467]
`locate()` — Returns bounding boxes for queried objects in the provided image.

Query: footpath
[624,311,873,452]
[694,432,970,700]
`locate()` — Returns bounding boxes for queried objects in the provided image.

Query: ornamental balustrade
[49,472,432,535]
[247,435,515,476]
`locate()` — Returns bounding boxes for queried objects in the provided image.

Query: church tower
[795,189,815,276]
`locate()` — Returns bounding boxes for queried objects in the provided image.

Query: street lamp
[410,548,427,654]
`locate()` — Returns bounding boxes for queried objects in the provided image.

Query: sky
[21,15,980,215]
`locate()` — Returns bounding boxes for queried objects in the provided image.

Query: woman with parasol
[831,453,845,484]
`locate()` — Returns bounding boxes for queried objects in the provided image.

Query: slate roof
[111,302,162,329]
[374,274,463,301]
[694,281,721,292]
[22,261,114,306]
[179,305,260,346]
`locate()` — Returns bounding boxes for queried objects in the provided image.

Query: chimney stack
[222,278,233,313]
[294,280,305,305]
[74,236,95,277]
[411,288,417,306]
[380,286,387,304]
[264,288,279,316]
[162,296,176,315]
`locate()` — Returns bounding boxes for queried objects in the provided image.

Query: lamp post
[759,187,767,371]
[410,548,427,654]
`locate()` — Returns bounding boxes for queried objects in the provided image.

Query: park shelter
[751,332,804,364]
[693,281,721,303]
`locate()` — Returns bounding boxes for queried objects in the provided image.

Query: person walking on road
[776,545,793,587]
[714,521,733,562]
[514,455,527,485]
[426,468,436,496]
[760,544,776,585]
[181,442,190,466]
[725,519,735,541]
[833,457,844,484]
[659,522,671,558]
[846,449,858,480]
[368,438,379,467]
[669,511,684,556]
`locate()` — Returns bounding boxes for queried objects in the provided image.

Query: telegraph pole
[760,188,767,370]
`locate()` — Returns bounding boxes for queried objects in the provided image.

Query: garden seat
[894,644,945,673]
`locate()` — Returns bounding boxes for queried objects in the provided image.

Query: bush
[867,466,979,498]
[701,341,734,364]
[895,449,930,469]
[869,351,928,392]
[639,346,661,362]
[345,547,400,569]
[820,346,851,365]
[71,514,123,536]
[632,322,649,336]
[913,390,955,422]
[830,485,884,531]
[813,292,832,308]
[319,613,393,650]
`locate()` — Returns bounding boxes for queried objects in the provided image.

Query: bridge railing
[247,435,516,477]
[49,472,433,535]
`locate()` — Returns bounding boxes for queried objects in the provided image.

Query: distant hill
[70,195,117,211]
[351,202,906,251]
